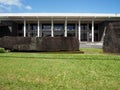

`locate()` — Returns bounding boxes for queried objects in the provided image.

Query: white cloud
[25,5,32,10]
[0,0,22,7]
[0,0,32,12]
[0,4,11,11]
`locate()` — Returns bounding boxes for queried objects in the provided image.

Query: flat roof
[0,13,120,22]
[0,13,120,18]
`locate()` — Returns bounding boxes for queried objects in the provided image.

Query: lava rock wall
[103,22,120,53]
[0,36,79,51]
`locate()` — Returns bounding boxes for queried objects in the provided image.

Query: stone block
[103,22,120,53]
[0,36,79,51]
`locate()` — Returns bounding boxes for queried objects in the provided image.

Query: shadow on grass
[0,54,120,61]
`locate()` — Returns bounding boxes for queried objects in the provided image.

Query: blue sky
[0,0,120,13]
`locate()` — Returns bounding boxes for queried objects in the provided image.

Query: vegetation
[0,47,6,53]
[0,48,120,90]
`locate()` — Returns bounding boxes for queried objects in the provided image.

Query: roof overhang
[0,13,120,21]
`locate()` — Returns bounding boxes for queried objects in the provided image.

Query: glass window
[81,24,87,30]
[29,24,37,31]
[67,24,75,31]
[54,24,64,31]
[32,25,37,31]
[42,24,51,30]
[95,24,98,30]
[18,24,23,30]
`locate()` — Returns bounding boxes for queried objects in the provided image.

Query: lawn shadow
[0,53,120,61]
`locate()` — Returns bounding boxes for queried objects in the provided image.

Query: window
[30,24,37,31]
[67,24,75,31]
[54,24,64,31]
[42,24,51,30]
[94,24,99,30]
[81,24,87,30]
[33,25,37,30]
[18,24,23,30]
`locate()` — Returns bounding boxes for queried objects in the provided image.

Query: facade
[0,13,120,43]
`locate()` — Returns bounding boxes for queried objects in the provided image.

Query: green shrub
[0,48,6,53]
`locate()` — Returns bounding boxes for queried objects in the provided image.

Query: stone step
[80,42,103,48]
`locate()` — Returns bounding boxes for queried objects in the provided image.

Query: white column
[78,19,81,42]
[37,19,40,37]
[64,17,67,37]
[51,18,54,37]
[24,19,26,37]
[92,19,94,42]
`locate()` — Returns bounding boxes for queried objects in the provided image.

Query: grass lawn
[0,48,120,90]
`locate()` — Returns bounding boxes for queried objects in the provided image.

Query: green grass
[0,49,120,90]
[81,48,103,54]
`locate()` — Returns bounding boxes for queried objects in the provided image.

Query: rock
[103,22,120,53]
[0,36,79,51]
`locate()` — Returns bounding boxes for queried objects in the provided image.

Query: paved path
[80,42,103,48]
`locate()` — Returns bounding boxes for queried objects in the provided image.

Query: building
[0,13,120,44]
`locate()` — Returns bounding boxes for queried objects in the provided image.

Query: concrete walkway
[80,42,103,48]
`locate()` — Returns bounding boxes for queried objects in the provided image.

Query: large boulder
[103,22,120,53]
[0,36,79,51]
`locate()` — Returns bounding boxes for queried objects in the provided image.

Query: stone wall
[103,22,120,53]
[0,36,79,51]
